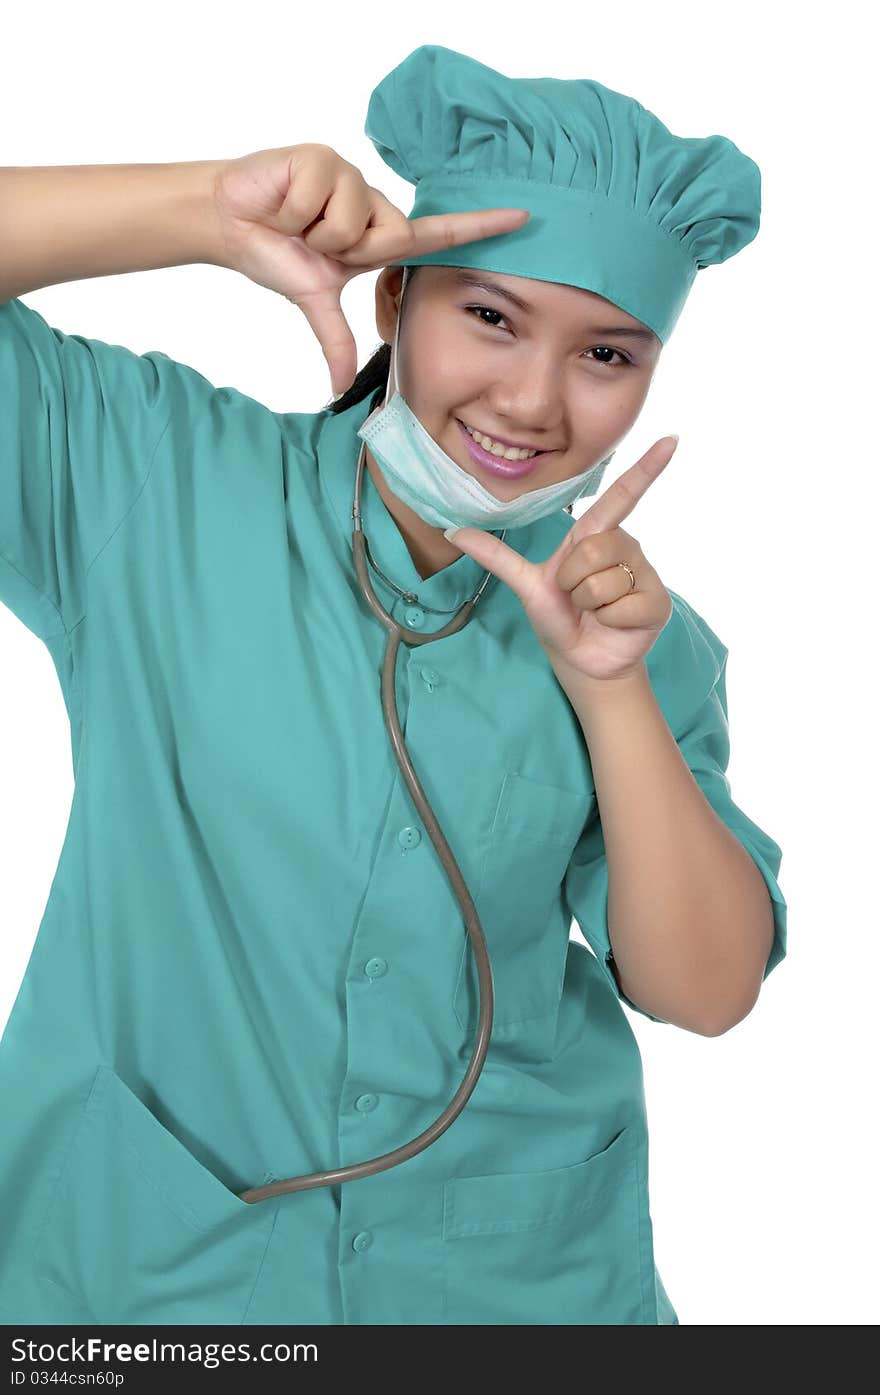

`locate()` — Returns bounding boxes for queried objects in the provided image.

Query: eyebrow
[449,270,658,342]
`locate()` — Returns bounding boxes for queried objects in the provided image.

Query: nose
[487,361,565,436]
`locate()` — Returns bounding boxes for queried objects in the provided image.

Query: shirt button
[354,1093,379,1113]
[420,665,440,690]
[364,957,388,979]
[403,605,425,628]
[398,826,422,850]
[352,1231,373,1253]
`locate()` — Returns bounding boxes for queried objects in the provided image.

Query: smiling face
[376,263,661,495]
[366,262,663,577]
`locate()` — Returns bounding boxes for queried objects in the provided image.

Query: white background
[1,0,876,1326]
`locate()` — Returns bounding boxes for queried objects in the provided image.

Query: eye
[462,305,633,367]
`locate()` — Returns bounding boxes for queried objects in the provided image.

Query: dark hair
[323,339,391,415]
[324,265,421,415]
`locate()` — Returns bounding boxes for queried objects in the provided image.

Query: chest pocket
[453,770,594,1064]
[32,1065,279,1325]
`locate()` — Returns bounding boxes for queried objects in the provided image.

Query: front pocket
[442,1126,653,1325]
[32,1065,278,1325]
[454,771,594,1063]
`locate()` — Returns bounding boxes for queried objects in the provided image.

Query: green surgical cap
[364,45,761,345]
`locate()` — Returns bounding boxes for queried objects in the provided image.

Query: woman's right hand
[211,144,530,398]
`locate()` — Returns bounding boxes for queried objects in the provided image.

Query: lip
[456,420,548,480]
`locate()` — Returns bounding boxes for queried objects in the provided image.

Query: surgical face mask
[356,268,615,532]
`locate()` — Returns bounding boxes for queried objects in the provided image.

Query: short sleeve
[0,295,176,644]
[563,588,788,1024]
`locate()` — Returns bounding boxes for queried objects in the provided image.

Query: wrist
[549,655,650,701]
[555,660,658,747]
[198,159,236,269]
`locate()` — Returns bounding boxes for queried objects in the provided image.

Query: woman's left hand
[445,435,679,686]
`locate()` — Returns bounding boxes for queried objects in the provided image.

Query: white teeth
[463,423,538,461]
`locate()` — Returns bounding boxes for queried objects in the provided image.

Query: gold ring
[617,562,636,590]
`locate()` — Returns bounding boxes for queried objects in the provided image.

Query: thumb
[443,526,536,604]
[289,287,359,398]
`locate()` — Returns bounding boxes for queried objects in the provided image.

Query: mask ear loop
[387,262,412,404]
[386,264,409,405]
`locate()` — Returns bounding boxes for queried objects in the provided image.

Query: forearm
[559,659,775,1035]
[0,159,229,302]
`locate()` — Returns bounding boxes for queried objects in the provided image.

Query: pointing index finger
[406,206,532,259]
[344,206,531,269]
[571,436,678,539]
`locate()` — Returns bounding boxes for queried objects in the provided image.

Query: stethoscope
[238,432,507,1205]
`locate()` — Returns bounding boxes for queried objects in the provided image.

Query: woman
[0,45,787,1325]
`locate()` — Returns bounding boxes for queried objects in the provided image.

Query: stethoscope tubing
[237,439,495,1204]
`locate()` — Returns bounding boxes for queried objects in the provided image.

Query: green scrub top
[0,296,787,1327]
